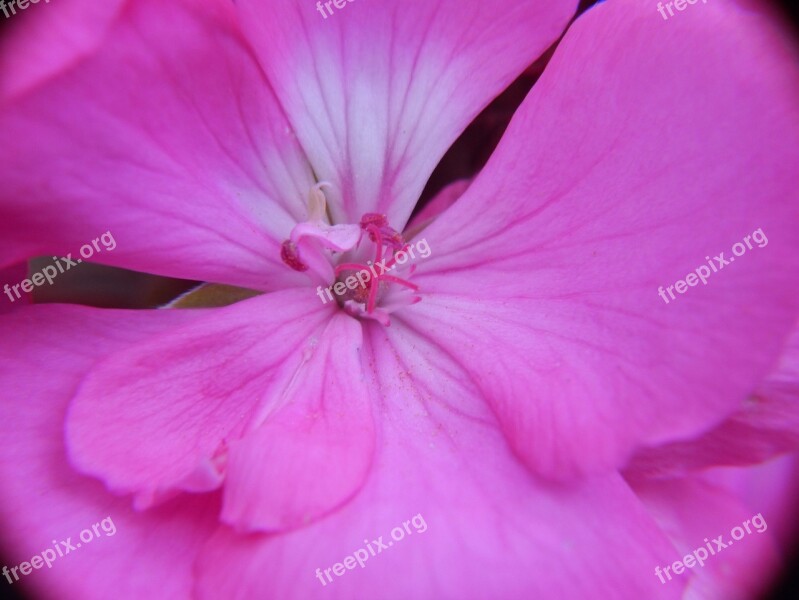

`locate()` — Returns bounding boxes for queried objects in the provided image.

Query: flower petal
[235,0,577,226]
[702,456,799,556]
[0,0,126,99]
[405,179,471,240]
[222,313,375,531]
[0,0,314,290]
[65,290,336,506]
[66,287,377,533]
[412,0,799,478]
[629,475,782,599]
[0,305,218,599]
[195,322,683,599]
[627,323,799,477]
[0,262,31,313]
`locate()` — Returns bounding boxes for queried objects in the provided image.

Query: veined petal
[0,0,126,99]
[0,0,315,290]
[65,289,337,506]
[236,0,577,227]
[412,0,799,478]
[629,476,782,599]
[222,313,375,532]
[0,305,218,599]
[627,322,799,477]
[195,322,682,599]
[66,289,375,532]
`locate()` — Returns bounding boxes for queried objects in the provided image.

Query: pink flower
[1,0,798,598]
[625,322,799,598]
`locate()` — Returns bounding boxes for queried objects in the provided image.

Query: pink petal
[629,475,782,599]
[195,323,682,599]
[0,305,218,599]
[702,456,799,555]
[628,323,799,477]
[0,0,126,99]
[405,178,471,239]
[0,262,31,313]
[66,291,376,533]
[289,220,363,282]
[0,0,315,290]
[290,221,362,253]
[222,313,375,531]
[411,0,799,478]
[235,0,577,226]
[66,290,335,507]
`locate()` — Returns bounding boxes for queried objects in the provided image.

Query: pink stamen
[367,274,380,313]
[361,213,404,252]
[384,243,412,270]
[380,274,419,291]
[360,213,388,230]
[334,262,369,276]
[366,224,384,265]
[282,207,421,321]
[280,240,307,272]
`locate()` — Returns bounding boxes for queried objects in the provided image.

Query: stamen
[280,240,308,271]
[334,262,369,276]
[308,182,332,222]
[367,274,380,313]
[380,274,419,291]
[361,213,404,251]
[360,213,388,229]
[279,188,422,324]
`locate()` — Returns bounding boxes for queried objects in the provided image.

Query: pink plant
[0,0,798,598]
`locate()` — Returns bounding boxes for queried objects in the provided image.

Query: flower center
[280,185,422,326]
[333,213,420,309]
